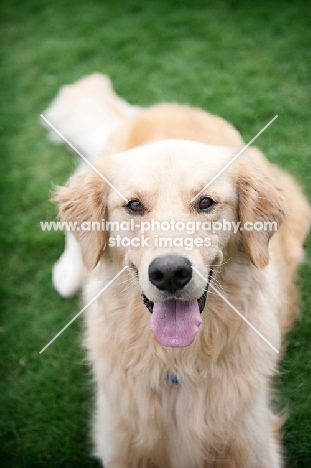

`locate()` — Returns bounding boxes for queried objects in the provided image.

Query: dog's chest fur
[84,261,280,468]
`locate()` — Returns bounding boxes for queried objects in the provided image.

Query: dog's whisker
[126,268,140,280]
[206,279,225,298]
[108,281,138,299]
[205,256,233,269]
[113,277,134,287]
[210,278,225,295]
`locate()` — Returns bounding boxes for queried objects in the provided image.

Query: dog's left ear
[53,171,107,270]
[237,153,286,268]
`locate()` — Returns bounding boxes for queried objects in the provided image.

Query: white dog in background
[42,74,139,297]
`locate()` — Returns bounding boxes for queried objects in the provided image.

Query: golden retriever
[46,74,310,467]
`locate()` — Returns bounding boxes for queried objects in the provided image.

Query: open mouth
[142,267,213,348]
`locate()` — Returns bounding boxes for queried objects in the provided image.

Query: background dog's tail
[41,73,139,161]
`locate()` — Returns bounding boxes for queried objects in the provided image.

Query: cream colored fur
[46,74,310,467]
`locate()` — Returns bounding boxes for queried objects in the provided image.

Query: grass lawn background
[0,0,310,466]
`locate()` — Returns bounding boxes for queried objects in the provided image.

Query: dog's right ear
[53,172,107,271]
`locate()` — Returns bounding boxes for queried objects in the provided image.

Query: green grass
[1,0,311,466]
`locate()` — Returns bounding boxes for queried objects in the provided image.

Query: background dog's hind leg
[52,231,87,298]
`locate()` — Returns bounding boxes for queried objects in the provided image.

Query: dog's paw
[52,251,87,298]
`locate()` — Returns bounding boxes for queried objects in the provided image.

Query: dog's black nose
[148,255,192,292]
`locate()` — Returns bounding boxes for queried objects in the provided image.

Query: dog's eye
[126,199,144,214]
[198,197,215,211]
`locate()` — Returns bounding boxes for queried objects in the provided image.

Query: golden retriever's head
[54,140,285,348]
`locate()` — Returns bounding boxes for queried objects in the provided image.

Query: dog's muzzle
[142,267,213,313]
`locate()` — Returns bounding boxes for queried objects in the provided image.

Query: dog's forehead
[106,140,236,193]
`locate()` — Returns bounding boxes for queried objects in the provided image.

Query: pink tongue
[150,299,202,348]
